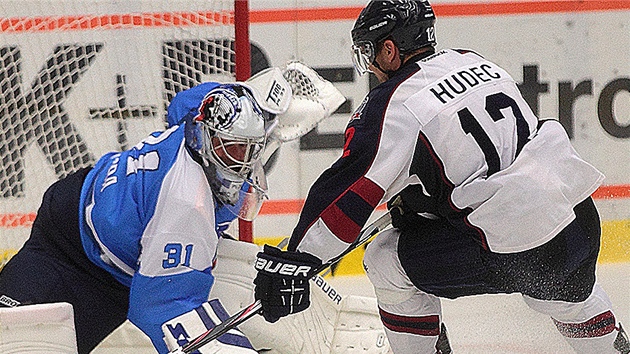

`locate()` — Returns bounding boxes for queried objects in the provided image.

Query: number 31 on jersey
[163,243,194,269]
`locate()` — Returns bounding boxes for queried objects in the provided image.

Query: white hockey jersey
[290,49,603,261]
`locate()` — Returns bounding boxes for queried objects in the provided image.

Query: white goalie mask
[188,84,268,220]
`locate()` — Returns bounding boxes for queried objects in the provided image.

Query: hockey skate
[615,323,630,354]
[436,323,452,354]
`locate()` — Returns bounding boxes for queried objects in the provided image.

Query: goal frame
[0,0,253,266]
[234,0,254,243]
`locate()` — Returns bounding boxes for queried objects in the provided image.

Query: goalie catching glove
[253,245,322,323]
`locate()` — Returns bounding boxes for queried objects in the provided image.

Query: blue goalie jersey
[78,124,220,352]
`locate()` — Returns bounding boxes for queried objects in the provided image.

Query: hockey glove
[253,245,322,323]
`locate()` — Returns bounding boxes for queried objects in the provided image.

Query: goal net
[0,0,244,267]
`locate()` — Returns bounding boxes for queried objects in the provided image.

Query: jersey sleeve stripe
[336,190,376,226]
[349,176,385,207]
[323,176,385,244]
[320,203,362,244]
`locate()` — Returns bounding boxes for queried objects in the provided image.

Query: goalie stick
[171,212,393,354]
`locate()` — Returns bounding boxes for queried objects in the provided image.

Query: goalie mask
[351,0,436,75]
[186,84,268,220]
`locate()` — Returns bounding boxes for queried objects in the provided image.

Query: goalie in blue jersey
[0,82,272,353]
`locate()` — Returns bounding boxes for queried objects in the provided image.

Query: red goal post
[0,0,252,267]
[234,0,254,243]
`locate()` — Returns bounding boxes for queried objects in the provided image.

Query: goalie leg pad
[162,298,256,354]
[211,238,337,353]
[0,302,78,353]
[330,294,391,353]
[209,238,392,353]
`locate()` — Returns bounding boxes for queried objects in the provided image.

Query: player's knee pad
[0,302,78,353]
[363,229,416,305]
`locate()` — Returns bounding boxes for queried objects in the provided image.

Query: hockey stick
[171,211,392,354]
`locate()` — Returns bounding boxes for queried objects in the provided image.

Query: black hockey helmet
[351,0,436,75]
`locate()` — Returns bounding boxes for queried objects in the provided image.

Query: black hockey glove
[253,245,322,323]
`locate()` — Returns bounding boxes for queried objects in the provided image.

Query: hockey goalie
[0,62,391,354]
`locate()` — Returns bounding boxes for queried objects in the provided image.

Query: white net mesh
[283,65,320,100]
[0,0,238,264]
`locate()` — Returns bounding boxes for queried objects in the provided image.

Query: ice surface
[327,263,630,354]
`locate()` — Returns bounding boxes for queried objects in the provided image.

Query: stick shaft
[181,301,263,353]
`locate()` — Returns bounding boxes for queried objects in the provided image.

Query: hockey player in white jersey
[252,1,630,353]
[0,82,269,353]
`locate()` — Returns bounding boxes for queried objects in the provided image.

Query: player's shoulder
[359,81,403,122]
[368,62,422,101]
[414,48,508,83]
[131,124,185,153]
[451,48,485,59]
[419,48,488,66]
[113,124,187,180]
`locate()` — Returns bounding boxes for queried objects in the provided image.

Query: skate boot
[436,323,452,354]
[615,323,630,354]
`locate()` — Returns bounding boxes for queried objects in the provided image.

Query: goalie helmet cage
[0,0,253,266]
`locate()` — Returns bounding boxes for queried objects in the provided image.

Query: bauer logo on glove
[253,245,322,323]
[254,255,313,278]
